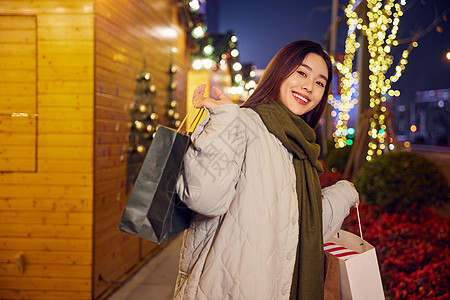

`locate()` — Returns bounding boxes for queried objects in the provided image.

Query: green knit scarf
[251,101,324,300]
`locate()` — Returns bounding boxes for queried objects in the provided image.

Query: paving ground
[106,234,183,300]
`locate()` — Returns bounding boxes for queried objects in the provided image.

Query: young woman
[174,40,359,300]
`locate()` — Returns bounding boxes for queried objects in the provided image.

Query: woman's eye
[316,81,325,87]
[297,71,306,77]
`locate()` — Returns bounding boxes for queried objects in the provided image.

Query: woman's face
[279,53,328,116]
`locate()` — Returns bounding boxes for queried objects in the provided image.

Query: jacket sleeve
[176,104,246,217]
[322,180,359,242]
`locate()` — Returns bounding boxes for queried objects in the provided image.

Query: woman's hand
[192,84,233,109]
[345,180,360,207]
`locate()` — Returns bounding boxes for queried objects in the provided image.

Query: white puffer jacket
[175,104,358,300]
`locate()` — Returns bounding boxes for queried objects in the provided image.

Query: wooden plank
[0,171,92,185]
[38,94,92,108]
[0,211,91,225]
[0,82,35,96]
[36,158,92,173]
[0,223,92,239]
[0,29,36,43]
[0,15,36,29]
[38,66,93,81]
[0,250,91,265]
[38,53,93,68]
[38,120,92,134]
[38,146,93,160]
[38,40,93,54]
[0,1,94,14]
[0,289,90,300]
[38,133,93,147]
[0,263,91,278]
[37,106,92,120]
[0,185,92,198]
[0,277,91,291]
[0,70,35,82]
[37,26,93,41]
[38,80,93,94]
[0,146,93,159]
[0,237,92,251]
[38,14,93,27]
[0,132,35,145]
[0,116,35,133]
[0,198,91,212]
[0,158,35,172]
[0,56,35,69]
[0,44,35,55]
[0,96,35,109]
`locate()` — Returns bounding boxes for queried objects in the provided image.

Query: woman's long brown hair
[241,40,332,129]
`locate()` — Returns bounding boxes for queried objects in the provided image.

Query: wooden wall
[0,0,188,298]
[93,0,188,298]
[0,1,95,299]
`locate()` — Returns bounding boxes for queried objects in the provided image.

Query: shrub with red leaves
[342,203,450,299]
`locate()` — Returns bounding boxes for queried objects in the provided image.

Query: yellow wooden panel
[0,82,35,96]
[38,40,93,54]
[0,185,92,198]
[38,81,93,95]
[0,15,36,29]
[0,56,35,69]
[0,0,94,14]
[0,223,91,239]
[0,263,91,278]
[38,133,93,147]
[38,53,93,68]
[0,15,37,172]
[0,29,35,43]
[0,249,91,265]
[0,172,91,185]
[37,106,92,120]
[0,132,35,145]
[38,94,93,108]
[1,237,92,251]
[0,96,35,109]
[0,198,91,212]
[0,211,91,225]
[0,43,35,55]
[0,158,36,172]
[38,14,93,27]
[38,66,93,81]
[0,289,90,300]
[37,120,92,134]
[38,147,93,160]
[37,159,92,173]
[0,114,35,132]
[0,277,91,291]
[0,70,35,82]
[38,26,93,41]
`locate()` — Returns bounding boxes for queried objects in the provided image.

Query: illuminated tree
[330,0,417,162]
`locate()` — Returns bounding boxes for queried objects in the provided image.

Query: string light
[331,0,416,161]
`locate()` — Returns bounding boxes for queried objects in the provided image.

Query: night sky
[207,0,450,99]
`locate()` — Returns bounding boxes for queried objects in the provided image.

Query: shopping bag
[119,125,192,244]
[324,250,340,300]
[326,230,385,300]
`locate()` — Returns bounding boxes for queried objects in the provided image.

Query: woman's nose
[302,79,313,92]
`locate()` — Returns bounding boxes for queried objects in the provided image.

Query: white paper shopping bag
[326,230,385,300]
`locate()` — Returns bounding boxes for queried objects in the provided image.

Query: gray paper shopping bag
[119,125,192,244]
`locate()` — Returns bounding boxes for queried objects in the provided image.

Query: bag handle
[177,97,205,134]
[355,202,363,240]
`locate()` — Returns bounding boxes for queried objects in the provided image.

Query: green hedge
[354,151,449,212]
[324,142,353,173]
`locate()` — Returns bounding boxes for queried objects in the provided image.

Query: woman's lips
[292,91,310,105]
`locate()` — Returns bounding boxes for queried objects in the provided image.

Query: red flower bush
[342,203,450,299]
